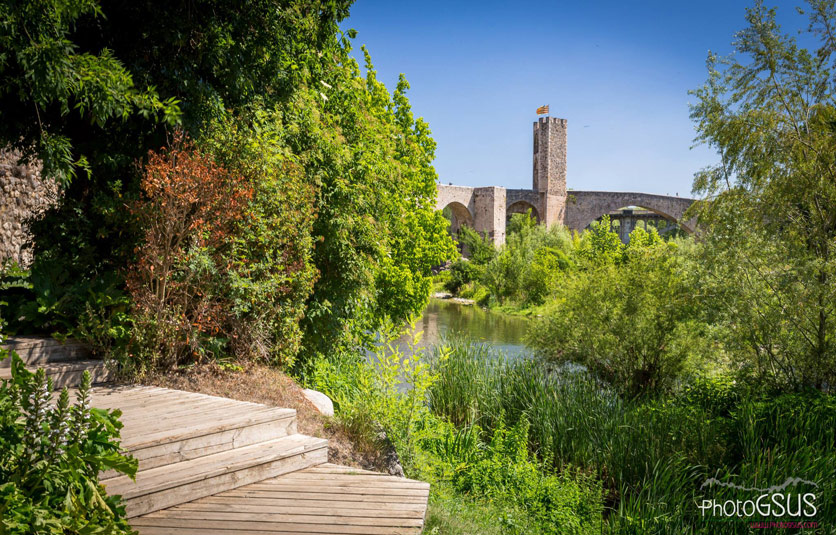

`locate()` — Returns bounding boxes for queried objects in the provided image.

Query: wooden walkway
[3,337,430,534]
[131,463,429,535]
[90,387,429,534]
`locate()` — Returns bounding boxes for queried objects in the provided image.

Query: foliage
[456,226,496,265]
[203,115,319,367]
[424,493,543,535]
[690,0,836,390]
[576,215,624,264]
[293,48,456,358]
[0,0,180,184]
[0,346,137,534]
[428,337,835,534]
[125,134,253,371]
[482,216,573,306]
[444,259,480,295]
[444,419,603,535]
[446,214,574,308]
[306,326,442,476]
[1,1,455,367]
[528,227,705,398]
[305,331,604,534]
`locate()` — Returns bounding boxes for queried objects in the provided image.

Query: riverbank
[431,292,475,306]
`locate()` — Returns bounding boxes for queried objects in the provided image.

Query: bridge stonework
[436,116,696,245]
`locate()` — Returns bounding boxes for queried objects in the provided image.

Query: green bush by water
[302,330,603,534]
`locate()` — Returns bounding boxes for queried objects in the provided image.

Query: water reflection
[396,298,531,358]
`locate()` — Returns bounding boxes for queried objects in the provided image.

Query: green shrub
[445,259,480,294]
[429,337,835,534]
[124,129,318,374]
[0,347,136,534]
[449,419,603,535]
[456,226,496,265]
[472,214,573,308]
[306,327,444,478]
[528,236,706,398]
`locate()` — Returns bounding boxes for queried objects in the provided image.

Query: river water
[395,298,531,358]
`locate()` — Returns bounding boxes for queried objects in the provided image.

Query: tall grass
[429,337,836,534]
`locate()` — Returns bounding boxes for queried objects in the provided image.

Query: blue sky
[343,0,807,196]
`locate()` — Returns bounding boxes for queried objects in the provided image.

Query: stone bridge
[436,117,696,245]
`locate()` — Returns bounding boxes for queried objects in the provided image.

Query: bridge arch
[442,201,474,235]
[506,200,539,223]
[565,191,695,235]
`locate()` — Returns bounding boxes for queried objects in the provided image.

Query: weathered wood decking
[93,387,429,534]
[131,463,430,534]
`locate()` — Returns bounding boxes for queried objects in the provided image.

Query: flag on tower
[536,105,549,115]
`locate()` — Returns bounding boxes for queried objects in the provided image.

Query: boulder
[301,388,334,417]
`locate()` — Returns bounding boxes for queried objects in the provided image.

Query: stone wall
[0,149,58,266]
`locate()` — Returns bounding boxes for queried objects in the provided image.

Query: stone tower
[532,116,567,227]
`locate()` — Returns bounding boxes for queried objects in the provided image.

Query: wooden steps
[0,337,431,534]
[1,336,112,387]
[92,387,298,476]
[1,336,91,366]
[104,434,328,517]
[131,463,430,534]
[94,387,329,518]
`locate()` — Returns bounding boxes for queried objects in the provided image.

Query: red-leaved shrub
[126,132,253,370]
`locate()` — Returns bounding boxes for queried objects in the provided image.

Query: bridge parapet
[566,191,696,233]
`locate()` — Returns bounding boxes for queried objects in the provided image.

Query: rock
[376,430,405,478]
[301,388,334,417]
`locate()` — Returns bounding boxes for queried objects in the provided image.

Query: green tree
[290,48,455,357]
[1,0,455,366]
[690,0,836,389]
[1,0,352,343]
[577,216,624,264]
[0,0,180,184]
[528,233,704,398]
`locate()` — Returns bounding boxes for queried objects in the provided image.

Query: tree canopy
[690,0,836,388]
[0,0,455,366]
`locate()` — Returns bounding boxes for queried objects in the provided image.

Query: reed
[429,337,836,533]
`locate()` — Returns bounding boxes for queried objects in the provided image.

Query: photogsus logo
[697,477,818,522]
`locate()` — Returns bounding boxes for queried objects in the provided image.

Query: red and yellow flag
[536,105,549,115]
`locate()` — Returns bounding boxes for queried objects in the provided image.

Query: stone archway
[506,200,540,223]
[442,201,474,235]
[566,191,695,234]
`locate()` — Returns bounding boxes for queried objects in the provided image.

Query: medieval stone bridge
[436,117,696,245]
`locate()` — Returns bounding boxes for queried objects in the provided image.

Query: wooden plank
[106,435,326,498]
[117,403,284,435]
[131,517,420,534]
[220,489,428,504]
[243,483,429,497]
[146,509,424,527]
[107,437,328,517]
[282,476,428,487]
[197,495,426,511]
[174,500,425,518]
[124,447,327,517]
[101,418,297,478]
[267,477,429,490]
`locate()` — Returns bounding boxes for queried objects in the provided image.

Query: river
[395,298,531,358]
